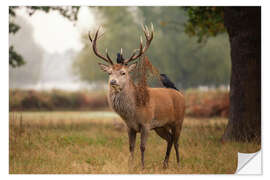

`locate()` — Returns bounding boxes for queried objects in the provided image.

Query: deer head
[88,24,154,92]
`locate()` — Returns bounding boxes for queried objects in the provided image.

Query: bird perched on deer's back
[160,74,179,91]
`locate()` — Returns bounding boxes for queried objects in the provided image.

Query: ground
[9,111,260,174]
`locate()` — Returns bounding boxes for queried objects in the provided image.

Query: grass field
[9,111,260,174]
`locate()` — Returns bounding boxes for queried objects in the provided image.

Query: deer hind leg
[154,127,173,168]
[172,125,182,166]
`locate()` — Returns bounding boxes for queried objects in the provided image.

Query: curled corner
[235,150,262,174]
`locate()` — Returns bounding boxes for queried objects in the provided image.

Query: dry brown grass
[9,111,260,174]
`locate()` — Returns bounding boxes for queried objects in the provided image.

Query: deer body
[88,24,185,168]
[106,74,185,168]
[109,83,185,132]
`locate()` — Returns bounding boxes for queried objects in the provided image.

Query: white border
[1,1,9,178]
[3,0,269,179]
[8,0,262,6]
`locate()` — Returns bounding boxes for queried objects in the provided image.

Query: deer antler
[88,27,114,65]
[123,23,154,65]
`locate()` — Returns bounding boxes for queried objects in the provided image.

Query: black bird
[116,52,124,64]
[160,74,179,91]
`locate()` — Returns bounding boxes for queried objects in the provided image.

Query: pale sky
[12,7,97,90]
[16,7,95,54]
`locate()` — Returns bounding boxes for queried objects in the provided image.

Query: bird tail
[160,74,179,91]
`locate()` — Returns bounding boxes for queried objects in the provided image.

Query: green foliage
[9,6,80,22]
[9,6,80,68]
[9,22,20,34]
[183,7,226,43]
[140,7,230,88]
[9,46,25,68]
[73,7,230,89]
[24,6,80,21]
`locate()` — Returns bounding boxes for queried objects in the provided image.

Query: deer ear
[128,62,137,72]
[98,63,111,73]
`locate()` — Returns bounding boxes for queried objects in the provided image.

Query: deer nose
[110,79,117,86]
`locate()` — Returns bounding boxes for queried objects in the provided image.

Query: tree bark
[222,7,261,142]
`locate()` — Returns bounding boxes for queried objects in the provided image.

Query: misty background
[9,7,231,91]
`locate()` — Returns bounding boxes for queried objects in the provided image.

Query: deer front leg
[140,125,149,169]
[128,128,137,163]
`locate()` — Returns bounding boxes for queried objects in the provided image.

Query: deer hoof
[141,164,145,170]
[163,162,168,169]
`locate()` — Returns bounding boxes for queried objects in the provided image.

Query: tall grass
[9,112,260,174]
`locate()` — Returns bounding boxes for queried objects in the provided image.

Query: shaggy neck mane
[109,57,156,119]
[109,79,149,120]
[134,77,149,107]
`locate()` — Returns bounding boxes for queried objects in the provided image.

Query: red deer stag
[88,24,185,168]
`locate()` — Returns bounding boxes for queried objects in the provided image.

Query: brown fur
[134,58,149,107]
[135,82,149,107]
[133,56,159,107]
[112,64,123,71]
[101,57,185,168]
[107,71,185,168]
[92,24,184,168]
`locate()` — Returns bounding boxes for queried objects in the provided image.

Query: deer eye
[108,72,112,75]
[120,72,126,76]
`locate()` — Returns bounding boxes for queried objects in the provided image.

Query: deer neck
[108,80,136,120]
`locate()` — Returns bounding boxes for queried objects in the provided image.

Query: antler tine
[123,36,144,65]
[151,22,154,32]
[89,27,114,65]
[141,24,148,39]
[120,48,124,60]
[88,31,104,42]
[105,48,113,63]
[139,36,143,53]
[88,31,93,42]
[123,24,154,64]
[145,24,153,42]
[98,32,105,39]
[145,25,150,36]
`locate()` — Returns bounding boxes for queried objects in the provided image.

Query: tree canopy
[73,7,230,89]
[183,7,226,42]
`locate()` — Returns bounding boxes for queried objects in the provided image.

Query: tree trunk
[222,7,261,142]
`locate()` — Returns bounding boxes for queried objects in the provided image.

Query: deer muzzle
[110,79,117,86]
[110,79,121,92]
